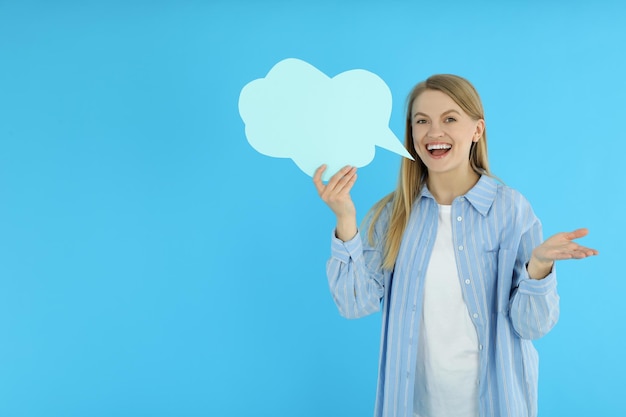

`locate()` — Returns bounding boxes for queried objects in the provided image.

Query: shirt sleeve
[326,210,389,319]
[508,200,560,340]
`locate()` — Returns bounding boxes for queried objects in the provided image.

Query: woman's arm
[314,165,387,319]
[509,204,598,339]
[508,214,560,340]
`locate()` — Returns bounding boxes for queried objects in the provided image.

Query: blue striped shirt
[327,175,559,417]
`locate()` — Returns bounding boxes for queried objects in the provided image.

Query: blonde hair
[367,74,491,270]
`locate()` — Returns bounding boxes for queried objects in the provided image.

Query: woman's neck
[426,169,480,205]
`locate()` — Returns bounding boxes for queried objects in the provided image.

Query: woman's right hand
[313,165,358,241]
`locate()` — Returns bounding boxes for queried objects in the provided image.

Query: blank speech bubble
[238,58,414,181]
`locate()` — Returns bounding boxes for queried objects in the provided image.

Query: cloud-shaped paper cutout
[238,58,413,181]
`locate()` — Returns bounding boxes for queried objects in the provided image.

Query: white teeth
[427,143,452,150]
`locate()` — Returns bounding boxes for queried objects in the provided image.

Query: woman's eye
[445,117,456,123]
[415,119,427,124]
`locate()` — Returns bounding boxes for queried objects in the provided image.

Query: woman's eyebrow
[412,109,460,119]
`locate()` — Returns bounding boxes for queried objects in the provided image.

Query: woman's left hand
[527,228,598,279]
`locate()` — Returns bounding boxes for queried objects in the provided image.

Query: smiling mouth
[426,143,452,157]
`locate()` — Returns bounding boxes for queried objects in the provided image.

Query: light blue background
[0,1,624,416]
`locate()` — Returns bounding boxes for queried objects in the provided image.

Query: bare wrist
[335,216,358,242]
[527,257,554,280]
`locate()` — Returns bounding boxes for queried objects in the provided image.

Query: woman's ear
[473,119,485,142]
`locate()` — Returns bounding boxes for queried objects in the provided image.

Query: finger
[313,165,327,194]
[564,228,589,241]
[334,170,358,195]
[558,245,599,259]
[569,250,595,259]
[326,165,354,190]
[574,246,599,256]
[333,167,357,192]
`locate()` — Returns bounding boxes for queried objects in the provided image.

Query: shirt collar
[419,175,498,217]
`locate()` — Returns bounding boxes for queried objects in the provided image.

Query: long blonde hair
[367,74,491,270]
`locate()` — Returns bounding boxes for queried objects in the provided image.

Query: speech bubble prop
[238,58,414,181]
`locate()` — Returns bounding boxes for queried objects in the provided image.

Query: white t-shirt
[414,204,480,417]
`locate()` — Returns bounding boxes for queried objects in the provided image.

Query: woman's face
[411,89,484,178]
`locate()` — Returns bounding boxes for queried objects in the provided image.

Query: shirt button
[479,344,483,350]
[457,216,462,221]
[473,313,479,319]
[459,245,464,251]
[465,279,471,285]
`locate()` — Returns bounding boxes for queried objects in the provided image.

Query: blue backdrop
[1,1,624,416]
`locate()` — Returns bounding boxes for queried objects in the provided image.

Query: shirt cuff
[330,228,363,264]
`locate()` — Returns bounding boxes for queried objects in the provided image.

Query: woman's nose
[427,123,445,138]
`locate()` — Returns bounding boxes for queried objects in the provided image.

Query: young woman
[313,74,597,417]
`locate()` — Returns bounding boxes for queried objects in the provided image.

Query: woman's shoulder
[493,180,531,202]
[488,177,536,217]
